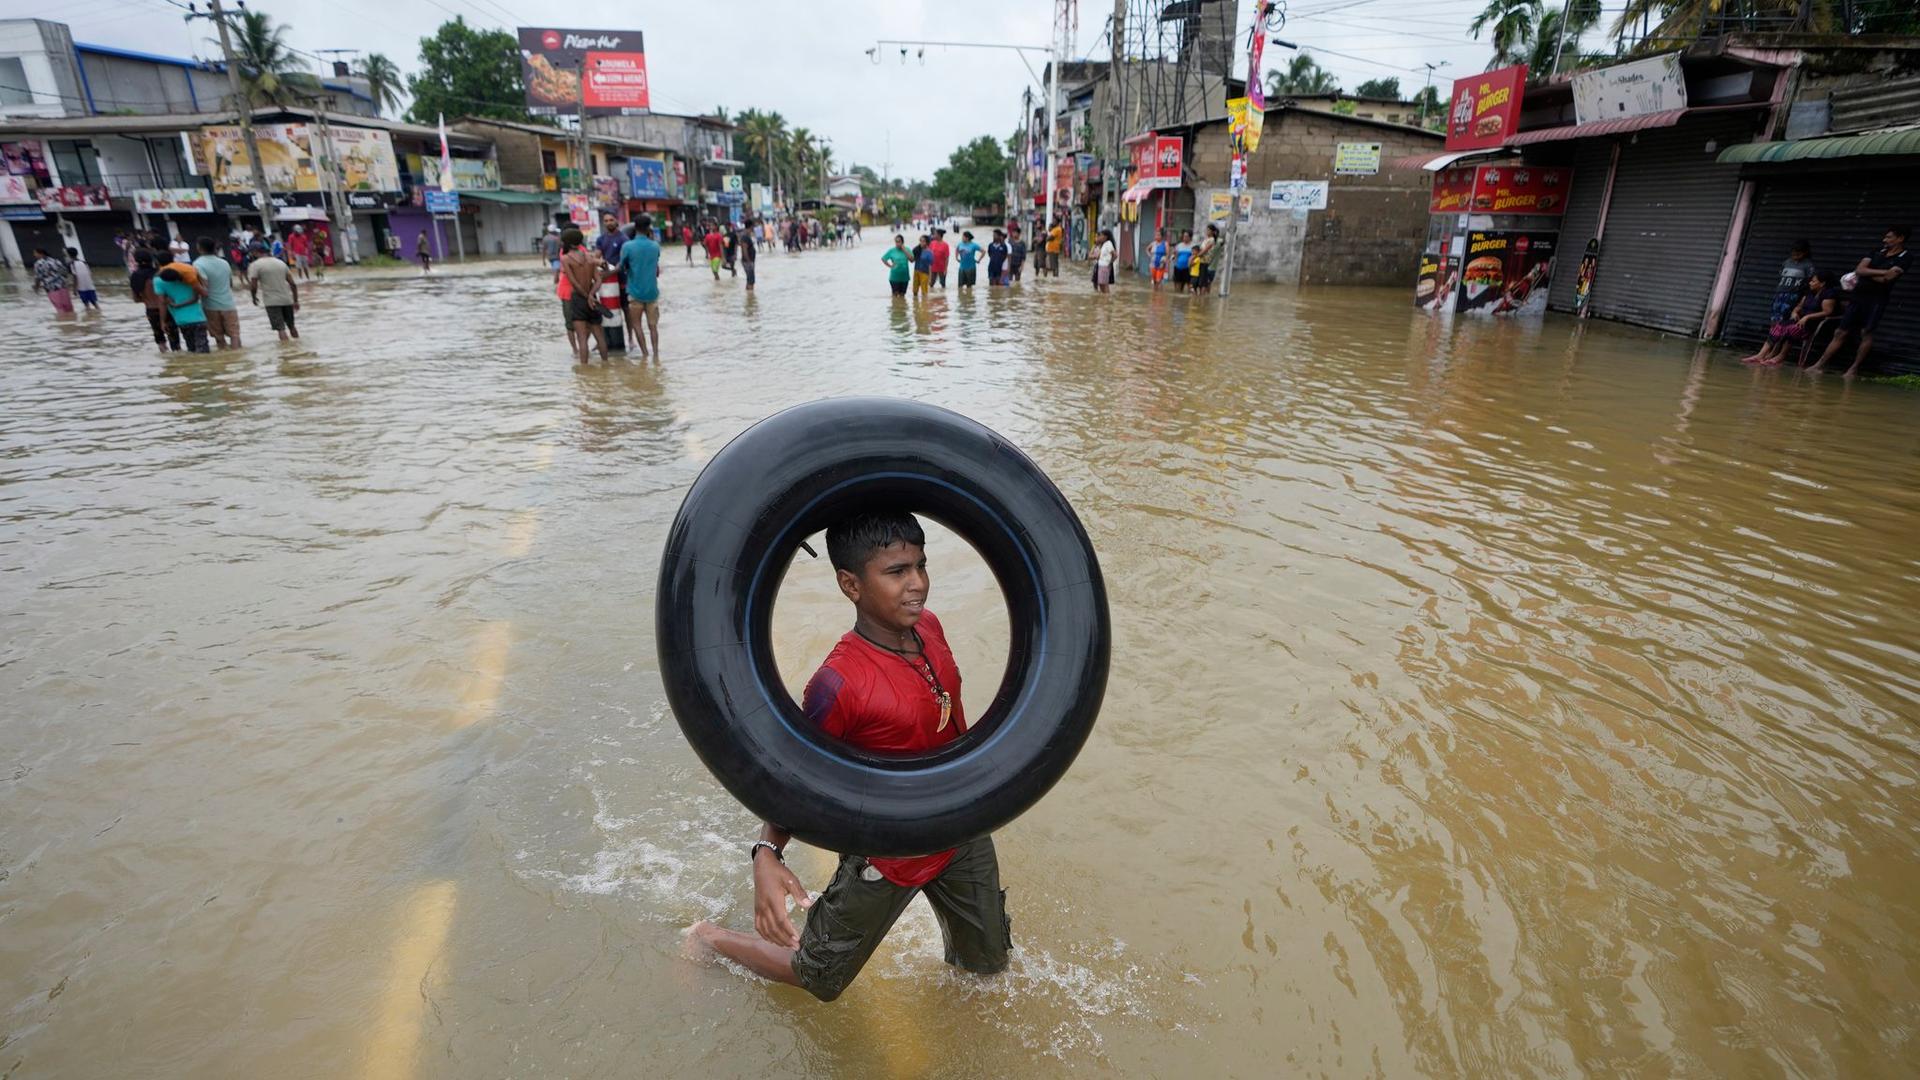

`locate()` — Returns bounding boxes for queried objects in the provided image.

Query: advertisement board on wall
[424,190,461,214]
[37,185,111,211]
[1573,54,1686,124]
[203,125,400,194]
[2,140,51,183]
[133,188,213,213]
[1429,164,1570,215]
[1208,191,1233,223]
[414,156,501,191]
[629,157,669,199]
[1456,230,1557,316]
[517,27,650,116]
[1334,142,1381,176]
[1445,64,1526,151]
[0,174,30,204]
[1268,180,1329,211]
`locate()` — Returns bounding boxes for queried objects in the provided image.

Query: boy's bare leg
[685,921,804,988]
[590,323,608,360]
[571,320,592,363]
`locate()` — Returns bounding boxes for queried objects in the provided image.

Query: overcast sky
[15,0,1523,179]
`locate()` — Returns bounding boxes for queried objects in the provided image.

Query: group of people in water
[1738,225,1910,378]
[32,232,304,351]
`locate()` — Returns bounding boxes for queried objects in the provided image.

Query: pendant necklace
[856,626,953,732]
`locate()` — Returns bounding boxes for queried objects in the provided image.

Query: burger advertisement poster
[1429,165,1570,215]
[517,27,650,116]
[1445,64,1526,151]
[1457,230,1557,317]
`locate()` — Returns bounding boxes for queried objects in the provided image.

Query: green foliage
[1331,99,1358,116]
[219,11,318,108]
[930,135,1009,210]
[1354,77,1401,100]
[405,18,525,125]
[1266,53,1339,98]
[361,53,404,118]
[1864,373,1920,389]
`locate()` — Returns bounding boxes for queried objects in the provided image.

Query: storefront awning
[1121,182,1151,203]
[1716,124,1920,164]
[1389,148,1511,172]
[461,189,561,206]
[1504,103,1767,147]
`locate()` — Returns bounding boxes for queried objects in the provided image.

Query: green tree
[1412,85,1444,129]
[1470,0,1542,68]
[219,10,319,108]
[1266,53,1339,98]
[930,135,1008,210]
[360,52,403,118]
[405,17,525,124]
[737,107,787,191]
[1354,77,1401,100]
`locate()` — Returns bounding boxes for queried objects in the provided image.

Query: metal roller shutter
[1723,172,1920,372]
[1547,140,1612,312]
[1586,114,1759,335]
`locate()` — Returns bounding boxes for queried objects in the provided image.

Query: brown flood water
[3,248,1919,1078]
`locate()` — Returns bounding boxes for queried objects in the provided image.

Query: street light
[1422,62,1451,127]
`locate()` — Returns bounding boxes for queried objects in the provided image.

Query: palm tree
[1470,0,1542,69]
[360,52,403,118]
[221,10,316,108]
[738,108,788,197]
[1265,53,1339,98]
[788,126,816,201]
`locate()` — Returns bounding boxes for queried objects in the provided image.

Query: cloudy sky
[15,0,1522,179]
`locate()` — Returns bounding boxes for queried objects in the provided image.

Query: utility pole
[308,102,359,264]
[1421,62,1450,127]
[200,0,273,236]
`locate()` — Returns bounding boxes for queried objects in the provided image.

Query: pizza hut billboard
[517,27,650,116]
[1445,64,1526,151]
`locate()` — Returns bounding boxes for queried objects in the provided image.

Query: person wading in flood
[620,212,664,360]
[559,228,608,364]
[416,230,433,274]
[686,511,1012,1001]
[881,234,911,298]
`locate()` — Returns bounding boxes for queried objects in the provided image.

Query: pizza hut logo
[541,30,561,50]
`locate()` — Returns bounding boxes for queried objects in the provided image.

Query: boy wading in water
[687,511,1012,1001]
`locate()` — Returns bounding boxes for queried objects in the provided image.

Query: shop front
[1415,163,1568,316]
[463,189,561,256]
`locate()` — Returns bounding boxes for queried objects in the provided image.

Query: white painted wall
[0,21,70,119]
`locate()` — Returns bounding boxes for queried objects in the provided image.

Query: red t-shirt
[289,233,309,257]
[802,611,966,887]
[929,239,951,273]
[703,232,724,258]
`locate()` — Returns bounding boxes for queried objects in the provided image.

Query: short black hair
[826,511,926,575]
[1790,238,1810,254]
[158,267,182,282]
[198,236,219,254]
[1889,224,1911,240]
[636,212,652,232]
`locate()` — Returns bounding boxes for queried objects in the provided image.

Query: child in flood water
[1743,268,1841,366]
[1739,239,1813,363]
[685,510,1011,1001]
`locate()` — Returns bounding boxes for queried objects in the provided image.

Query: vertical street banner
[517,28,650,117]
[1445,64,1526,151]
[1247,0,1271,112]
[1456,230,1557,316]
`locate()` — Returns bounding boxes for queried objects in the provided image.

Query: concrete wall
[1186,108,1440,286]
[455,122,546,189]
[0,20,84,119]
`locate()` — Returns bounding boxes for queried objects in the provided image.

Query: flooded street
[5,247,1920,1078]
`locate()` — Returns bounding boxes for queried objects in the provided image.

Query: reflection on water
[3,252,1919,1077]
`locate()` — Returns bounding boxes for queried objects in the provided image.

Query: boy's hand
[752,853,812,949]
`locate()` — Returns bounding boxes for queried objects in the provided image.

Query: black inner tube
[656,398,1110,856]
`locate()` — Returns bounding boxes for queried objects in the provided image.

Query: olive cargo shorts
[790,835,1010,1001]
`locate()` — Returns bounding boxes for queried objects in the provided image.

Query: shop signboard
[1415,248,1448,310]
[424,190,461,214]
[1428,166,1477,213]
[629,157,669,198]
[1573,54,1685,124]
[1267,180,1329,211]
[1467,164,1569,215]
[1445,63,1526,151]
[202,124,400,194]
[416,156,501,191]
[1334,142,1381,176]
[565,192,592,226]
[1456,230,1557,316]
[1,140,51,183]
[133,188,213,213]
[36,185,111,211]
[517,27,650,116]
[0,174,30,203]
[0,205,46,221]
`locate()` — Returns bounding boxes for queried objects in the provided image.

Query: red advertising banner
[1130,137,1156,184]
[1129,135,1183,189]
[517,27,649,116]
[1469,163,1569,215]
[1429,166,1477,213]
[1430,164,1571,216]
[1155,136,1182,186]
[36,184,111,211]
[1445,63,1526,151]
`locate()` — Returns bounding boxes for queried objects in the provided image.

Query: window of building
[48,139,102,185]
[541,148,558,174]
[0,57,32,106]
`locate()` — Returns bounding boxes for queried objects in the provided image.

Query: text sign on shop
[424,190,460,214]
[1334,142,1381,175]
[1573,54,1686,124]
[1268,180,1329,211]
[132,188,212,213]
[517,27,650,116]
[1446,63,1526,151]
